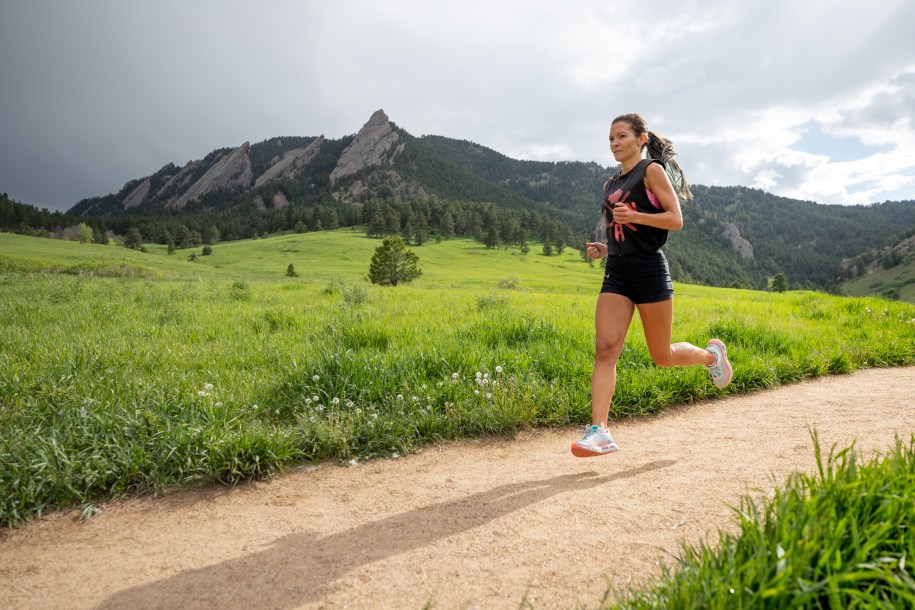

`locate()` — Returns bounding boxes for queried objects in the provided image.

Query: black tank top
[603,159,668,256]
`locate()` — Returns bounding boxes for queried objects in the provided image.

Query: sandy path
[1,367,914,610]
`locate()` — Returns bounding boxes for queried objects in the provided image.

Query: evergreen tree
[542,241,553,256]
[123,227,143,250]
[286,263,299,277]
[440,212,455,239]
[770,273,788,292]
[368,236,422,286]
[485,226,499,249]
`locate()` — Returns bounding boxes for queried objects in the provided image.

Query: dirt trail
[2,367,914,610]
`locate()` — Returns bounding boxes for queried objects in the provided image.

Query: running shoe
[705,338,733,389]
[571,424,619,457]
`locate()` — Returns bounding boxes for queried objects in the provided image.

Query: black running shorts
[600,250,674,304]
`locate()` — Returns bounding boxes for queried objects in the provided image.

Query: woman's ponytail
[645,131,693,200]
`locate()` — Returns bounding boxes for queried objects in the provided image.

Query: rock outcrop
[254,136,325,188]
[168,142,254,209]
[121,178,151,209]
[722,222,754,259]
[155,160,205,200]
[329,110,403,186]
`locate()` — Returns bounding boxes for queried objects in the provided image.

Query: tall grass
[1,231,914,525]
[608,431,915,609]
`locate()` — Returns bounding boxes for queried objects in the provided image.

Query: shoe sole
[571,444,619,458]
[708,338,733,388]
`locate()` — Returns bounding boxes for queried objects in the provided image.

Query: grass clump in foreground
[606,431,915,609]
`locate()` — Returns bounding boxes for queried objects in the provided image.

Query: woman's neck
[619,158,640,175]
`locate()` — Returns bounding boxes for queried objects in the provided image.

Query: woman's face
[609,121,645,164]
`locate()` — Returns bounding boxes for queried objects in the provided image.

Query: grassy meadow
[1,229,915,526]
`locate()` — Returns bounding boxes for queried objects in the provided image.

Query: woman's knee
[595,338,624,363]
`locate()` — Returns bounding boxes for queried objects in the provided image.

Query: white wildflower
[474,389,480,395]
[486,392,492,399]
[451,373,459,380]
[372,413,378,419]
[475,372,482,379]
[392,453,400,459]
[215,402,222,407]
[312,395,319,403]
[482,378,489,385]
[312,375,320,382]
[495,365,503,373]
[253,404,259,410]
[437,381,443,387]
[483,373,489,380]
[197,390,206,397]
[348,459,358,466]
[204,383,214,391]
[332,397,340,405]
[396,394,404,401]
[305,397,312,404]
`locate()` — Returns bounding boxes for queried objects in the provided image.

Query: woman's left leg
[636,299,715,367]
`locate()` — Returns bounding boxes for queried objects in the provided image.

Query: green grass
[1,230,914,526]
[606,431,915,609]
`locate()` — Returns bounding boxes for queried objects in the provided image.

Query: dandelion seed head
[495,365,503,373]
[486,393,492,399]
[483,373,489,380]
[396,394,404,401]
[437,381,443,387]
[332,397,340,405]
[215,402,222,407]
[475,372,482,379]
[372,413,378,419]
[253,404,259,410]
[474,390,480,395]
[197,390,206,397]
[204,383,214,391]
[482,378,489,385]
[305,397,312,404]
[312,395,319,403]
[312,375,320,382]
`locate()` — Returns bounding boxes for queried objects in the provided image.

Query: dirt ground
[1,367,914,610]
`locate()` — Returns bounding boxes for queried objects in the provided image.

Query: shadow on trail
[98,460,675,609]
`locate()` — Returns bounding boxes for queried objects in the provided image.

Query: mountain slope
[47,110,915,294]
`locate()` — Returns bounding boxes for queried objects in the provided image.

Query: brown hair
[612,113,693,200]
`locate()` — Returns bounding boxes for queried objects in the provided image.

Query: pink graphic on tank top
[603,189,638,242]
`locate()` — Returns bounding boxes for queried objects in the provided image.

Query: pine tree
[368,236,422,286]
[123,227,143,250]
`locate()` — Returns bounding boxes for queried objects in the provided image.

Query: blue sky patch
[795,122,892,162]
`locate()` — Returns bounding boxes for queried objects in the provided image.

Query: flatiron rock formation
[168,142,254,209]
[329,110,403,186]
[254,136,325,187]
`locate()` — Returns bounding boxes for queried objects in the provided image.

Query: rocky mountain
[58,109,915,293]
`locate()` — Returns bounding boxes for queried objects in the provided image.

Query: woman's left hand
[612,203,638,224]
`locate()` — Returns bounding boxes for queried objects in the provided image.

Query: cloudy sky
[2,0,914,212]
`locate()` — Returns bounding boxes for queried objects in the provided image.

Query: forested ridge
[3,126,914,295]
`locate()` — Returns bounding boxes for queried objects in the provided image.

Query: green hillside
[3,230,915,525]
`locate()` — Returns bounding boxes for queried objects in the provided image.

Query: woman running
[572,113,732,457]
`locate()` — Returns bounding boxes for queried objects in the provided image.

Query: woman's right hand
[585,242,607,259]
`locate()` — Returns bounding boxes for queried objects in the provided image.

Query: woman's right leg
[591,292,635,427]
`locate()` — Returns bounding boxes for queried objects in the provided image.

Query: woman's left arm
[612,162,684,231]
